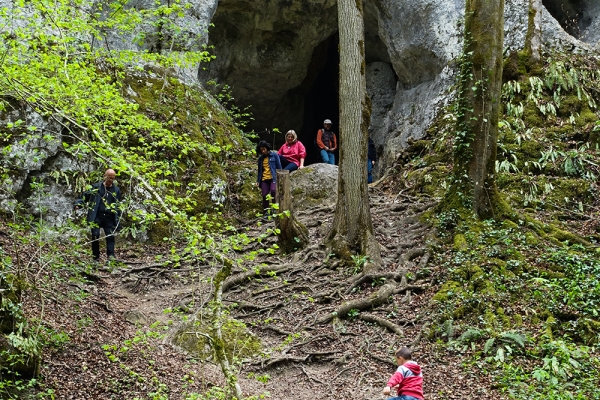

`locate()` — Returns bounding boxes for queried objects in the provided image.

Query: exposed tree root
[358,313,404,336]
[222,264,291,292]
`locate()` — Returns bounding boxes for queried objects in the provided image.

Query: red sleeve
[387,371,404,389]
[278,144,284,155]
[332,133,337,149]
[316,129,325,149]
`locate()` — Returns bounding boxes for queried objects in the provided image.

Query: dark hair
[395,347,412,360]
[256,140,272,156]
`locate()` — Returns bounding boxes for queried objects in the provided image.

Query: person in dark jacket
[75,169,122,261]
[368,137,377,184]
[316,119,337,165]
[256,140,282,218]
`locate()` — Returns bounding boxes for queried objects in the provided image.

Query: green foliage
[499,339,600,399]
[0,1,265,397]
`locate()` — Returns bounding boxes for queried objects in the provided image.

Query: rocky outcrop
[3,0,600,222]
[0,104,94,225]
[289,163,338,211]
[196,0,599,174]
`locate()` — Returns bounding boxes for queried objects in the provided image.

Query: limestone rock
[289,163,338,211]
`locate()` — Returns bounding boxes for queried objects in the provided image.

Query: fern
[499,332,527,348]
[458,328,484,344]
[484,337,496,354]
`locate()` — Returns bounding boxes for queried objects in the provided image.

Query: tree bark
[275,170,308,253]
[449,0,507,219]
[326,0,381,272]
[525,0,542,64]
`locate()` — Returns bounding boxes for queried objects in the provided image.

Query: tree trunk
[525,0,542,64]
[448,0,508,220]
[275,170,308,253]
[326,0,381,272]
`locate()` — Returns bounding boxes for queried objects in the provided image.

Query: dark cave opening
[259,34,340,166]
[299,35,339,165]
[542,0,591,38]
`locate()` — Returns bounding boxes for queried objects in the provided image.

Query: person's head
[285,130,297,144]
[256,140,271,156]
[394,347,412,366]
[323,119,332,129]
[104,169,116,187]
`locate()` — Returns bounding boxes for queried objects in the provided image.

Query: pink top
[278,141,306,167]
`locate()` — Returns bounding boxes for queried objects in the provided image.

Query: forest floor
[14,184,509,400]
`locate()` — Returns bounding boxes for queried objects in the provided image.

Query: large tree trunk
[448,0,508,220]
[325,0,381,272]
[525,0,543,64]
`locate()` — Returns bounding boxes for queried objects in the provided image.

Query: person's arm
[383,370,404,395]
[74,184,93,210]
[298,142,306,168]
[275,152,282,170]
[331,133,337,150]
[257,157,262,186]
[316,130,327,150]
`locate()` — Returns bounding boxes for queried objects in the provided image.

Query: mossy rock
[513,313,523,327]
[453,233,468,250]
[432,281,462,302]
[147,220,172,243]
[575,108,597,126]
[525,232,540,246]
[523,106,544,127]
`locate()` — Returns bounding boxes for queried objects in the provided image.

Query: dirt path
[33,188,504,399]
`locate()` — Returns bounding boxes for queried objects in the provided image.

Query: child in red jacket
[382,347,424,400]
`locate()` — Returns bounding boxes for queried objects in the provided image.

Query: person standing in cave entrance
[368,137,377,183]
[74,168,123,262]
[278,130,306,172]
[316,119,337,165]
[256,140,282,219]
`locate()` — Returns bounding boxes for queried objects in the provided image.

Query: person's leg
[283,162,298,172]
[328,151,336,165]
[320,149,329,163]
[260,180,272,212]
[280,156,290,169]
[103,221,116,258]
[269,181,276,207]
[91,226,101,260]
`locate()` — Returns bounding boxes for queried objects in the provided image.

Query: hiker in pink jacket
[278,130,306,172]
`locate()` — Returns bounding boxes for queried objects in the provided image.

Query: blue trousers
[367,159,374,183]
[388,396,421,400]
[320,149,335,164]
[280,157,298,171]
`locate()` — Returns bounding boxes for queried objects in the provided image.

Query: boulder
[289,163,338,211]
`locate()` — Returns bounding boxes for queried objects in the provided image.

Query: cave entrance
[260,34,339,166]
[542,0,592,38]
[299,34,339,165]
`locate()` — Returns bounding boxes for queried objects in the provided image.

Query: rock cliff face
[2,0,600,223]
[198,0,599,173]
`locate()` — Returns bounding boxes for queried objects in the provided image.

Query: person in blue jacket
[74,168,122,261]
[256,140,282,217]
